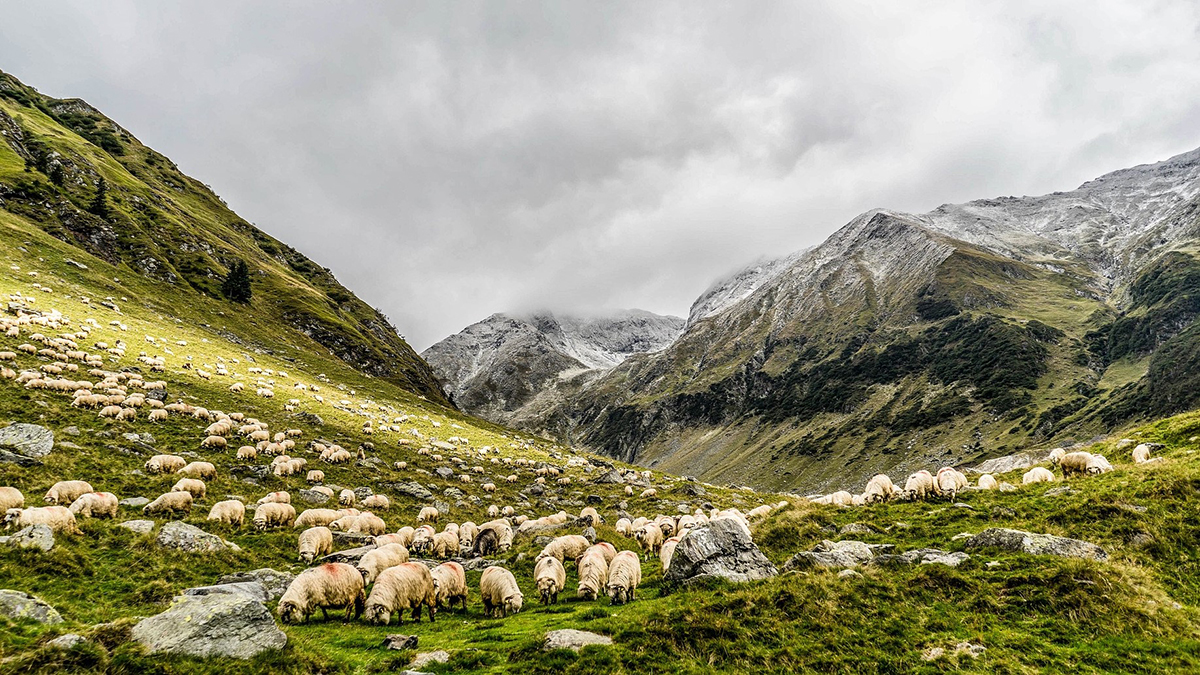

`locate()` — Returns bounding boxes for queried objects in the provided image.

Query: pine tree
[221,260,252,303]
[88,177,110,219]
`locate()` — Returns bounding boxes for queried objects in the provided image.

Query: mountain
[685,249,809,328]
[421,309,684,424]
[0,69,446,403]
[516,146,1200,493]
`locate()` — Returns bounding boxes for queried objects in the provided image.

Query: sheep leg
[427,603,436,623]
[321,607,329,622]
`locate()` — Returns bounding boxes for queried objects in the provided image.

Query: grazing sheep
[862,474,899,503]
[479,519,514,552]
[1088,454,1114,475]
[640,488,657,498]
[347,512,387,536]
[536,534,590,563]
[1023,466,1055,485]
[394,526,416,548]
[298,526,334,563]
[579,506,601,525]
[660,536,682,573]
[306,470,325,484]
[625,485,634,496]
[171,478,207,500]
[471,527,499,557]
[4,506,81,534]
[143,491,193,516]
[0,487,24,512]
[486,505,499,519]
[257,491,290,505]
[615,517,633,538]
[68,492,119,519]
[977,474,999,491]
[207,499,246,527]
[364,562,437,625]
[430,530,460,559]
[145,454,186,474]
[147,409,168,422]
[576,547,609,601]
[458,521,479,551]
[44,480,94,505]
[747,504,772,519]
[479,566,523,618]
[338,489,356,507]
[606,550,642,605]
[430,561,469,612]
[236,446,257,460]
[362,494,389,510]
[936,467,969,501]
[178,461,217,480]
[417,506,440,523]
[357,543,411,583]
[481,483,496,493]
[534,556,566,605]
[634,523,664,559]
[200,435,227,450]
[1048,448,1067,464]
[1133,444,1153,464]
[278,563,365,624]
[904,471,935,500]
[1059,452,1094,478]
[295,508,340,529]
[254,502,297,530]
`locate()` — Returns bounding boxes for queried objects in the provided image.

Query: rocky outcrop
[156,521,239,552]
[963,528,1107,560]
[8,524,54,552]
[0,589,63,624]
[216,569,295,602]
[663,518,777,584]
[0,423,53,465]
[131,593,286,659]
[544,629,614,652]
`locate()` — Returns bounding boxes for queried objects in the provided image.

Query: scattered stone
[951,532,973,541]
[964,528,1107,560]
[410,650,451,668]
[383,634,419,651]
[47,633,87,650]
[664,518,777,583]
[543,629,613,652]
[1043,486,1077,497]
[434,500,450,514]
[593,469,624,484]
[529,484,545,496]
[119,520,154,534]
[62,426,80,436]
[0,423,54,463]
[156,521,238,552]
[837,569,862,579]
[1129,532,1155,548]
[0,589,63,624]
[119,497,150,508]
[333,531,375,546]
[298,489,330,505]
[442,487,465,500]
[840,523,873,535]
[920,552,970,568]
[353,487,374,502]
[991,506,1016,518]
[922,647,946,661]
[785,540,894,570]
[585,494,603,505]
[216,569,295,602]
[582,526,597,543]
[9,524,54,551]
[435,467,455,480]
[674,483,707,497]
[318,545,376,565]
[131,593,286,659]
[985,561,1002,568]
[998,482,1018,492]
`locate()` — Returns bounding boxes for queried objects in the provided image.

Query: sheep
[935,467,969,501]
[747,504,772,519]
[606,550,642,605]
[145,454,186,474]
[0,487,24,512]
[278,563,365,624]
[257,491,290,505]
[4,506,81,534]
[307,470,325,484]
[205,499,245,527]
[977,474,999,490]
[536,534,590,563]
[253,502,297,530]
[171,478,207,500]
[178,461,217,480]
[480,566,523,618]
[1133,444,1153,463]
[660,536,682,573]
[481,482,496,493]
[200,435,227,450]
[430,561,469,612]
[143,491,193,516]
[346,512,387,536]
[615,517,633,538]
[471,527,500,557]
[364,562,437,625]
[862,474,899,503]
[295,508,340,529]
[458,521,479,551]
[534,555,566,605]
[236,446,258,460]
[634,523,664,559]
[579,506,602,525]
[146,409,168,422]
[576,547,609,601]
[479,519,514,552]
[337,489,356,507]
[362,494,389,511]
[357,543,411,583]
[430,530,460,558]
[1023,466,1055,485]
[298,526,334,563]
[1048,448,1067,464]
[44,480,94,505]
[1088,454,1114,475]
[417,506,440,523]
[69,492,118,519]
[1059,451,1094,478]
[904,470,935,500]
[486,505,499,519]
[640,488,657,498]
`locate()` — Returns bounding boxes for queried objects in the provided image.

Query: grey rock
[435,467,455,480]
[333,531,375,546]
[292,411,323,426]
[673,483,707,497]
[991,506,1016,518]
[56,441,83,451]
[969,448,1056,475]
[9,524,54,551]
[318,545,376,565]
[920,552,970,568]
[146,388,168,402]
[63,426,80,436]
[784,540,879,570]
[442,487,465,500]
[382,481,433,501]
[131,593,286,659]
[963,528,1107,560]
[664,518,777,583]
[1044,486,1077,497]
[434,500,450,514]
[216,569,295,602]
[0,423,53,461]
[998,482,1018,492]
[156,521,238,552]
[582,526,597,543]
[298,489,330,505]
[585,494,603,505]
[543,629,613,652]
[0,589,63,624]
[119,519,155,534]
[47,633,87,650]
[529,484,544,496]
[593,469,624,484]
[410,650,451,668]
[120,497,150,508]
[383,634,419,650]
[839,523,873,535]
[184,582,268,603]
[353,487,374,502]
[837,569,862,579]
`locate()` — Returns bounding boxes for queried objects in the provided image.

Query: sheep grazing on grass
[5,506,81,534]
[486,505,499,519]
[977,474,999,490]
[143,491,193,516]
[200,435,227,450]
[306,469,325,484]
[257,491,290,505]
[417,506,439,523]
[579,507,601,525]
[207,500,246,527]
[44,480,94,505]
[254,502,297,530]
[145,454,186,474]
[338,512,387,536]
[457,522,479,552]
[640,488,657,498]
[1023,466,1055,485]
[278,563,365,624]
[394,526,416,548]
[236,446,257,460]
[535,556,566,605]
[615,518,633,538]
[365,562,437,625]
[479,519,514,553]
[1048,448,1067,464]
[576,547,609,601]
[298,526,334,563]
[147,409,168,422]
[936,467,969,501]
[338,489,356,507]
[480,566,523,618]
[471,527,499,557]
[430,530,459,558]
[357,543,411,583]
[903,470,934,500]
[1088,454,1114,475]
[660,536,682,573]
[747,504,772,519]
[606,550,642,605]
[69,492,118,519]
[634,523,664,559]
[171,478,207,500]
[362,494,389,510]
[295,508,340,529]
[536,534,590,563]
[0,487,23,512]
[430,561,469,612]
[178,461,216,480]
[863,474,899,503]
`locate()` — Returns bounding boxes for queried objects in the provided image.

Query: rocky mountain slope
[516,146,1200,493]
[685,249,809,328]
[421,310,683,424]
[0,69,446,403]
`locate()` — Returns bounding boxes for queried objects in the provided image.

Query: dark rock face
[963,528,1107,560]
[664,518,777,584]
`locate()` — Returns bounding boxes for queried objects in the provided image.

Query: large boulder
[664,518,777,584]
[969,448,1057,475]
[963,528,1108,560]
[217,569,295,602]
[544,629,613,652]
[0,589,63,624]
[783,540,894,570]
[156,521,239,553]
[592,469,624,485]
[0,423,53,465]
[131,593,286,659]
[8,524,54,552]
[119,519,155,534]
[298,489,330,505]
[869,548,970,568]
[381,481,433,501]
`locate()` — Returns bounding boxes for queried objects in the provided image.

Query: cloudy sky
[2,2,1199,349]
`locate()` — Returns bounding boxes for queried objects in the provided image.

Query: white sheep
[4,506,81,534]
[145,454,186,474]
[253,502,296,530]
[660,536,682,573]
[862,474,898,503]
[977,474,998,490]
[534,555,566,605]
[295,508,340,529]
[479,566,523,618]
[576,547,609,601]
[278,562,365,623]
[364,562,437,625]
[1133,444,1153,464]
[0,487,24,512]
[44,480,94,505]
[606,550,642,605]
[178,461,217,480]
[1023,466,1055,485]
[357,543,411,583]
[144,491,193,516]
[417,506,440,523]
[935,467,969,501]
[634,523,664,559]
[68,492,118,519]
[298,526,334,563]
[430,561,469,612]
[207,500,245,527]
[171,478,207,500]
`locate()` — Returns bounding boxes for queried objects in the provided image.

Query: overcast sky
[2,2,1199,349]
